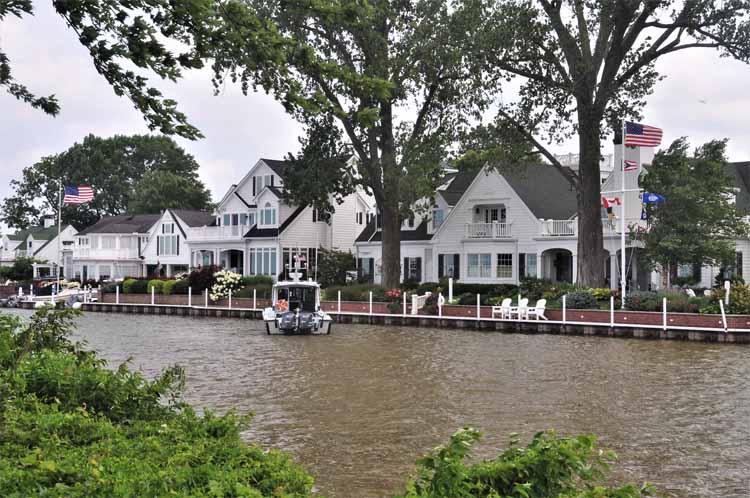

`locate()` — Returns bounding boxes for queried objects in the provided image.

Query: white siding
[280,207,329,248]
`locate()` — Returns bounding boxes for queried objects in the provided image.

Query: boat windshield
[277,286,317,312]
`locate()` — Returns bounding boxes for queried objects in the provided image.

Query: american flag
[623,160,639,172]
[63,185,94,204]
[624,121,662,147]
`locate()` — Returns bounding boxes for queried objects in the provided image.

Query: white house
[140,209,215,276]
[1,218,77,278]
[72,214,161,281]
[355,145,655,289]
[187,158,374,279]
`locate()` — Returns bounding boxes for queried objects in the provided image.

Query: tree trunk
[576,117,606,287]
[380,203,401,288]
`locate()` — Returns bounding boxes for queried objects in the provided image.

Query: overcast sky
[3,3,750,219]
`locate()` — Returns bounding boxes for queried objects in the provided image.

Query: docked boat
[262,280,332,335]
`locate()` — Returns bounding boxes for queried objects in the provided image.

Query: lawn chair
[510,298,528,320]
[491,298,512,319]
[525,299,548,320]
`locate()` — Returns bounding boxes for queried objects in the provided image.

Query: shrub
[316,248,356,287]
[564,290,597,309]
[241,275,274,286]
[100,282,118,294]
[147,279,164,294]
[703,284,750,314]
[591,287,614,300]
[209,270,243,301]
[161,279,178,295]
[395,428,652,498]
[234,284,272,300]
[324,284,385,302]
[0,308,316,497]
[186,266,219,293]
[625,291,662,312]
[172,279,190,295]
[415,282,439,295]
[123,278,147,294]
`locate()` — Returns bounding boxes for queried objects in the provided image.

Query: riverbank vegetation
[1,309,655,497]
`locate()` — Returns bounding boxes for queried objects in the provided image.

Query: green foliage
[130,169,212,215]
[324,284,386,302]
[147,279,164,294]
[591,288,614,301]
[704,284,750,315]
[186,266,218,294]
[565,291,598,310]
[242,275,274,286]
[314,249,356,288]
[625,291,662,312]
[520,278,578,302]
[124,279,148,294]
[2,135,210,229]
[122,278,137,294]
[172,279,191,295]
[396,428,653,498]
[0,256,35,281]
[637,139,750,275]
[1,0,206,139]
[161,280,179,296]
[0,308,316,497]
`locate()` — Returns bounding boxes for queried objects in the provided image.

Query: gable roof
[9,225,63,242]
[77,214,160,235]
[355,219,433,243]
[170,209,215,228]
[726,162,750,214]
[439,168,481,206]
[503,164,578,219]
[260,158,290,177]
[243,206,306,238]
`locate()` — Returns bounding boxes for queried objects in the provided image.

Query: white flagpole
[56,181,63,296]
[620,120,627,309]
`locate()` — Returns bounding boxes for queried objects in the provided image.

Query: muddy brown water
[7,310,750,497]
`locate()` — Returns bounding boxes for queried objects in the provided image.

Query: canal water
[7,310,750,497]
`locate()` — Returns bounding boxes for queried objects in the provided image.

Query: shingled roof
[503,164,578,219]
[355,219,433,243]
[77,214,160,235]
[438,168,481,206]
[260,158,290,177]
[8,225,61,241]
[726,162,750,215]
[170,209,215,228]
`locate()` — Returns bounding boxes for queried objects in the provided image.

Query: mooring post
[438,292,443,318]
[369,291,373,316]
[663,297,668,331]
[228,289,232,310]
[562,295,566,324]
[188,287,192,307]
[151,286,155,306]
[448,278,453,302]
[402,292,407,316]
[476,294,480,320]
[610,296,614,328]
[719,299,728,333]
[204,289,208,308]
[253,288,257,310]
[338,290,341,314]
[115,285,120,305]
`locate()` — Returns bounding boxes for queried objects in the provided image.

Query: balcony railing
[73,248,140,259]
[189,225,246,240]
[540,218,621,236]
[465,222,512,239]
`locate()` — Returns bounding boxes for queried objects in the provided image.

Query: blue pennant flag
[642,192,665,203]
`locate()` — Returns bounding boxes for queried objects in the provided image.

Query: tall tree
[130,169,213,214]
[1,134,212,229]
[475,0,750,286]
[206,0,491,287]
[1,0,212,138]
[636,138,749,286]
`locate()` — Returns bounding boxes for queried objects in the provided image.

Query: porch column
[571,254,578,284]
[243,248,249,276]
[166,264,172,277]
[214,248,220,267]
[536,252,542,279]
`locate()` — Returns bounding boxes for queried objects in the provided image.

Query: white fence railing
[540,218,621,236]
[73,248,140,259]
[465,222,512,239]
[411,292,432,315]
[189,226,246,240]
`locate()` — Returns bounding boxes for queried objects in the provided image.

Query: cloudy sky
[3,3,750,217]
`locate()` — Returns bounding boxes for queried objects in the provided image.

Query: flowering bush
[209,270,243,301]
[384,288,402,300]
[385,288,403,314]
[65,281,81,289]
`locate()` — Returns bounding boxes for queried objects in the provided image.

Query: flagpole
[620,120,627,309]
[56,181,63,297]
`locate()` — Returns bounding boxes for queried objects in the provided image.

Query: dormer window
[261,202,276,225]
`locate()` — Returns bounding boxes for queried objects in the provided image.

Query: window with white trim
[261,203,277,225]
[157,234,179,256]
[248,247,277,276]
[101,236,116,250]
[467,253,492,278]
[496,253,513,279]
[432,209,444,229]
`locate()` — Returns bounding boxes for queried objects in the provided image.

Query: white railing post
[369,291,373,315]
[724,280,731,305]
[116,284,120,304]
[30,285,34,299]
[253,288,257,310]
[476,293,481,320]
[337,290,341,314]
[448,277,453,302]
[662,297,668,331]
[205,289,208,308]
[438,292,443,318]
[562,295,566,324]
[228,289,232,309]
[151,286,155,305]
[719,299,728,333]
[188,286,192,307]
[402,292,407,316]
[411,293,418,315]
[610,296,615,327]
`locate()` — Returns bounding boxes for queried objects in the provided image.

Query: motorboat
[262,280,332,335]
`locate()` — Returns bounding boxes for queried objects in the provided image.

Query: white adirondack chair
[525,299,548,320]
[510,298,529,320]
[492,298,512,319]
